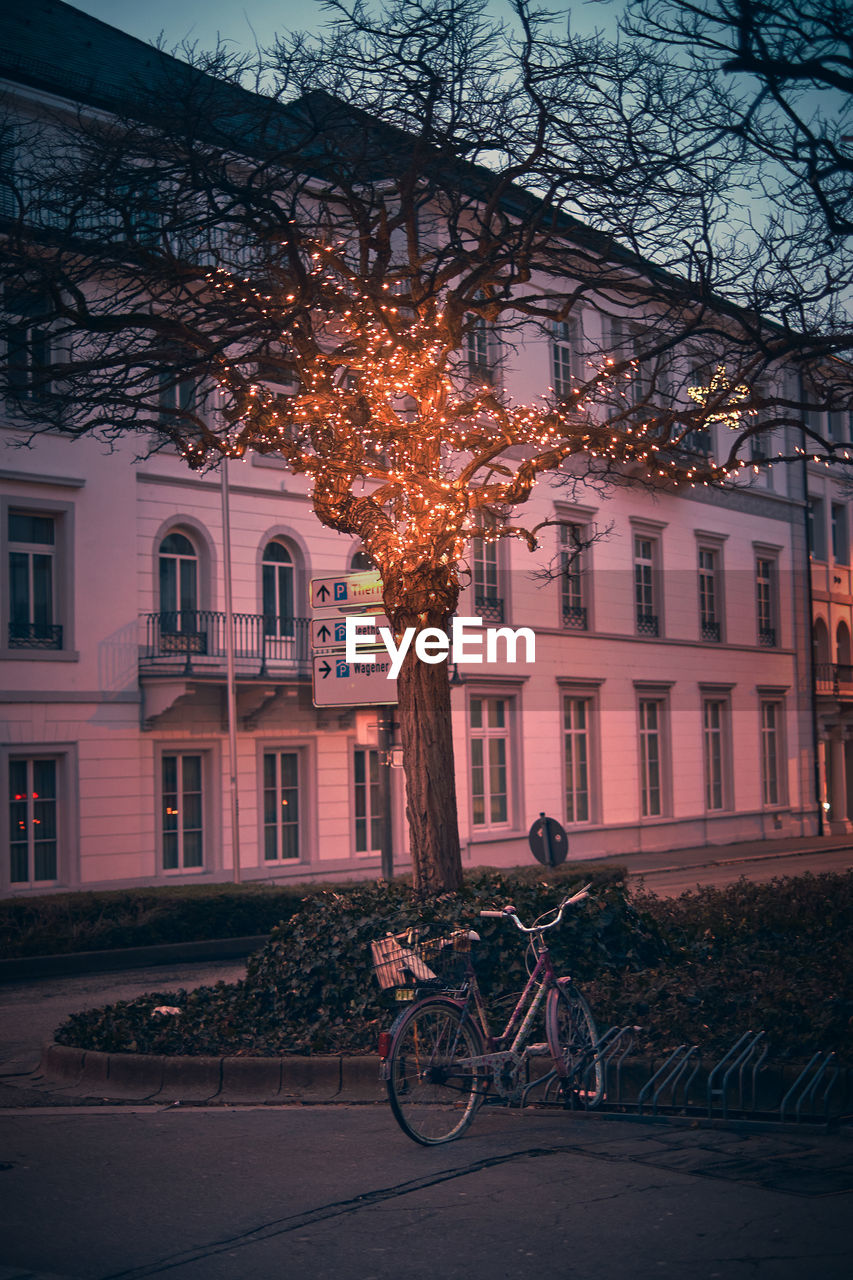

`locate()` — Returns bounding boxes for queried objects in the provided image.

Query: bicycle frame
[447,936,564,1071]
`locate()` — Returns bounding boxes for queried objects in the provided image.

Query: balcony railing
[701,618,721,642]
[562,605,588,630]
[758,627,777,648]
[815,662,853,697]
[8,622,63,649]
[140,611,310,675]
[475,593,504,623]
[636,611,659,637]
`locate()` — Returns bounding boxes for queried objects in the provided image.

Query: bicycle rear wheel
[386,998,484,1145]
[546,981,604,1108]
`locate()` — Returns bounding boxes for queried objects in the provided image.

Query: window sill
[468,828,523,843]
[1,648,79,662]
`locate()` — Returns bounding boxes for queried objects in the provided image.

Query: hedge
[54,869,853,1064]
[56,865,643,1054]
[0,882,316,959]
[586,872,853,1059]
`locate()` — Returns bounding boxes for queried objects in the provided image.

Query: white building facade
[0,3,822,896]
[1,357,819,896]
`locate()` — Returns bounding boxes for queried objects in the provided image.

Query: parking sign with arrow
[312,653,398,707]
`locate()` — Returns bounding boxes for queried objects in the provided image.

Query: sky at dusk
[69,0,620,59]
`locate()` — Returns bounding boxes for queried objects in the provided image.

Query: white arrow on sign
[310,615,390,651]
[310,570,383,612]
[312,653,398,707]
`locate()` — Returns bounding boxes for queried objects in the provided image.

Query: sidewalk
[609,830,853,896]
[612,830,853,875]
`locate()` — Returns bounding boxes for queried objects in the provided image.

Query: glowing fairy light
[189,238,750,599]
[688,365,751,428]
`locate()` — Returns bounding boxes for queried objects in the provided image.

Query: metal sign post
[378,709,395,881]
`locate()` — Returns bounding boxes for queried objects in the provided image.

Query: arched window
[837,621,851,669]
[262,540,294,637]
[350,547,375,572]
[159,531,198,633]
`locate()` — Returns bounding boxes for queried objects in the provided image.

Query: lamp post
[220,456,241,883]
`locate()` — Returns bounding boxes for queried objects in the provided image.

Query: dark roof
[0,2,746,317]
[0,3,409,179]
[0,0,223,113]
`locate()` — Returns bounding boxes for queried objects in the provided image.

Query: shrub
[55,869,853,1064]
[57,865,648,1054]
[587,872,853,1060]
[0,882,314,958]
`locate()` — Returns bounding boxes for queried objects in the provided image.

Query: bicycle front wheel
[546,981,604,1108]
[386,998,484,1145]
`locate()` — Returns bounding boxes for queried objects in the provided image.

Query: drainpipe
[220,457,242,880]
[378,709,394,881]
[800,399,824,836]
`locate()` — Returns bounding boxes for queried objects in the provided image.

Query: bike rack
[594,1026,637,1107]
[637,1043,703,1116]
[585,1029,847,1129]
[706,1030,768,1119]
[779,1051,839,1123]
[494,1027,846,1130]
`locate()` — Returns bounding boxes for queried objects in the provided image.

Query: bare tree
[1,0,849,891]
[629,0,853,235]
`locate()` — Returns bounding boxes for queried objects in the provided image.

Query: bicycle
[371,885,603,1145]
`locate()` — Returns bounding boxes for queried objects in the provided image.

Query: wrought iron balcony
[562,605,588,630]
[701,618,721,642]
[140,611,310,676]
[475,593,504,623]
[636,611,659,637]
[815,662,853,697]
[8,622,63,649]
[758,627,777,648]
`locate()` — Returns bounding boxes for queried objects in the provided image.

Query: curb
[36,1042,853,1115]
[0,935,270,984]
[36,1042,377,1104]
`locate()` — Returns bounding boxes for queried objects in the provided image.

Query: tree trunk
[396,640,464,896]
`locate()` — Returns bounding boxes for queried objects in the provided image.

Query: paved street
[0,961,247,1086]
[1,840,851,1277]
[0,1104,851,1280]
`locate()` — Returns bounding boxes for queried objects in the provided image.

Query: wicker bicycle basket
[370,930,472,997]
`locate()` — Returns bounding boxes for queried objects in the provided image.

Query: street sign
[310,570,383,611]
[528,813,568,867]
[312,653,399,707]
[310,614,391,652]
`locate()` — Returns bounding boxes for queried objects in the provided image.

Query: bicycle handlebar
[479,884,592,933]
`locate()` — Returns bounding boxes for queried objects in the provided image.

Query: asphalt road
[0,961,247,1084]
[1,847,852,1280]
[1,1104,851,1280]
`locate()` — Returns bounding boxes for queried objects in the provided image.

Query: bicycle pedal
[526,1043,550,1056]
